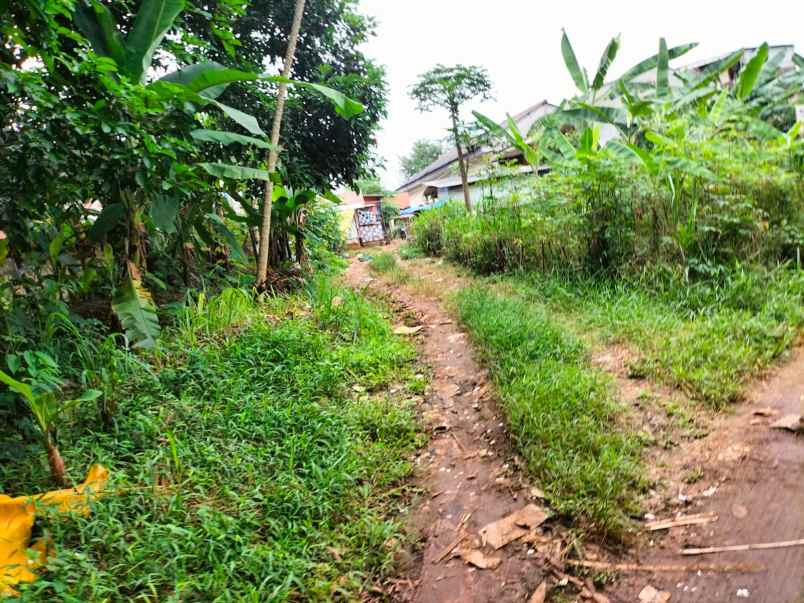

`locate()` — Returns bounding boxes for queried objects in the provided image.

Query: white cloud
[357,0,803,188]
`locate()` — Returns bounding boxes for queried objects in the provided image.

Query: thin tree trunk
[450,113,472,213]
[256,0,306,288]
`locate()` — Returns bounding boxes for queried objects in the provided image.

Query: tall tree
[409,65,493,211]
[257,0,306,287]
[400,138,444,179]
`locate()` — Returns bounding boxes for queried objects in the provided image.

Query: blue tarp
[399,198,447,217]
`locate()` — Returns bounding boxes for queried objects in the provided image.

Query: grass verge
[453,287,644,537]
[6,277,422,602]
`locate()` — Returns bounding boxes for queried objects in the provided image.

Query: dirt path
[348,250,804,602]
[345,257,550,603]
[611,347,804,603]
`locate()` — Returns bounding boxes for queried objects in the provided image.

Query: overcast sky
[357,0,803,190]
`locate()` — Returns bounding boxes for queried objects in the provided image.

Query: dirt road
[348,251,804,602]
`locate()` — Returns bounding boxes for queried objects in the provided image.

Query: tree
[257,0,306,288]
[176,0,389,192]
[400,139,444,179]
[354,178,386,196]
[409,65,493,211]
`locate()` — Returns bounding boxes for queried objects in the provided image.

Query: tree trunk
[47,441,67,486]
[256,0,307,288]
[450,113,472,213]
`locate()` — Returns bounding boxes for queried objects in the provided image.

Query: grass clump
[454,287,643,537]
[7,277,421,602]
[369,251,410,285]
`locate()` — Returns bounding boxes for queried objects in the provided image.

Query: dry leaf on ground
[480,504,548,550]
[459,548,502,570]
[528,581,547,603]
[732,504,748,519]
[393,325,422,336]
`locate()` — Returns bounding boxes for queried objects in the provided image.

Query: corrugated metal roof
[396,100,556,193]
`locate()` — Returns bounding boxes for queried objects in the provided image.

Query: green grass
[369,252,410,285]
[505,266,804,406]
[5,277,422,602]
[453,287,644,537]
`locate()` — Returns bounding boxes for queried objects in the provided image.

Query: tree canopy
[409,64,493,210]
[177,0,389,191]
[400,139,445,179]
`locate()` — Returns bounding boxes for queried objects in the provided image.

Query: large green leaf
[290,81,365,119]
[112,264,161,349]
[606,140,657,174]
[735,43,768,100]
[190,129,275,150]
[561,29,588,93]
[74,0,127,68]
[561,105,628,132]
[506,115,541,167]
[592,35,621,91]
[89,202,126,242]
[207,214,246,262]
[199,163,272,181]
[656,38,670,98]
[794,54,804,69]
[618,43,698,82]
[473,111,516,146]
[686,50,744,91]
[211,101,266,136]
[158,62,257,97]
[150,195,180,233]
[124,0,185,83]
[0,369,35,405]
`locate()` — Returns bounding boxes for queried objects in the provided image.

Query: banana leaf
[199,163,271,181]
[190,129,276,149]
[561,29,588,92]
[112,263,160,349]
[593,35,621,91]
[735,43,768,100]
[124,0,185,83]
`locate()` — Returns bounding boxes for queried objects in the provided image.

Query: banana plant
[73,0,363,349]
[0,369,100,485]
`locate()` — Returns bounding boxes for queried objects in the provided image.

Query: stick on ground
[566,559,766,573]
[682,538,804,556]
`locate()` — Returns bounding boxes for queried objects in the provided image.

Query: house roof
[396,100,557,193]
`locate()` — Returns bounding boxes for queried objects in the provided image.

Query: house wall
[438,172,537,209]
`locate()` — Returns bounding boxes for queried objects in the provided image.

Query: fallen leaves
[731,503,748,519]
[480,504,548,550]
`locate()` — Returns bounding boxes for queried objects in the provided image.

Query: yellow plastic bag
[0,465,108,597]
